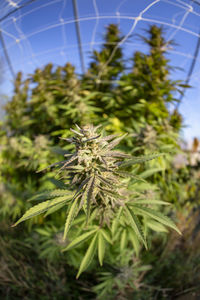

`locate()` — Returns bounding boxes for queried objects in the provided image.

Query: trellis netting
[0,0,200,139]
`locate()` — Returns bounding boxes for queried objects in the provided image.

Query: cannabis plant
[85,24,124,91]
[13,124,180,277]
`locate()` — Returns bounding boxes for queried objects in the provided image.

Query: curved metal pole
[72,0,85,74]
[0,28,15,78]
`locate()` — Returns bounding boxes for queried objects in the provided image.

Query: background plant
[0,23,199,299]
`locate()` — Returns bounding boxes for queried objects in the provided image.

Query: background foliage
[0,23,200,299]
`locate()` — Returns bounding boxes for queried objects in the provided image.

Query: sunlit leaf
[76,233,98,278]
[62,228,98,251]
[98,231,105,266]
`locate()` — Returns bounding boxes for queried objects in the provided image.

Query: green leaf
[147,219,168,233]
[115,171,147,183]
[119,154,164,167]
[107,134,127,149]
[98,231,105,266]
[124,205,147,249]
[62,229,98,251]
[48,178,67,189]
[100,228,112,244]
[111,218,119,237]
[133,205,181,234]
[44,201,67,217]
[86,176,96,223]
[120,229,127,251]
[28,189,72,202]
[37,160,67,173]
[128,227,140,257]
[129,199,171,206]
[63,196,79,240]
[140,168,164,179]
[12,196,71,227]
[76,233,98,278]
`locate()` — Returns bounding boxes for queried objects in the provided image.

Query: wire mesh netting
[0,0,200,138]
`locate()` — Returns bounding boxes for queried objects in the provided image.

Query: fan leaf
[76,233,98,278]
[124,205,147,249]
[12,196,71,227]
[62,228,98,251]
[98,231,106,266]
[133,205,181,234]
[63,196,79,240]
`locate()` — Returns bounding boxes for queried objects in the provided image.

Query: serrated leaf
[100,228,112,244]
[140,168,164,179]
[35,228,51,237]
[86,176,96,223]
[124,205,147,249]
[44,201,67,217]
[71,214,86,226]
[12,196,71,227]
[101,134,118,142]
[119,154,164,168]
[107,134,127,149]
[147,219,168,233]
[70,128,84,136]
[74,177,91,198]
[50,146,71,156]
[111,218,119,237]
[37,160,67,173]
[97,175,113,188]
[48,178,67,189]
[120,229,127,251]
[28,189,72,202]
[98,231,105,266]
[59,154,78,170]
[62,229,97,251]
[129,199,171,206]
[103,151,131,158]
[128,227,140,257]
[133,205,181,234]
[76,233,98,278]
[63,196,79,240]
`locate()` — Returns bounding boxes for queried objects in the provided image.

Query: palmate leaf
[76,233,98,278]
[101,134,118,142]
[48,178,67,189]
[98,231,106,266]
[140,168,164,179]
[63,196,79,240]
[103,151,131,158]
[132,205,181,234]
[12,195,72,227]
[124,205,147,249]
[100,228,112,244]
[146,219,168,233]
[119,153,164,168]
[86,176,96,223]
[111,218,119,237]
[62,228,98,251]
[106,134,127,150]
[28,189,73,202]
[115,171,147,183]
[36,160,67,173]
[120,229,127,251]
[44,201,67,217]
[74,176,91,199]
[129,199,171,206]
[128,227,140,257]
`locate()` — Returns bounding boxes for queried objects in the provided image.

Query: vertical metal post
[0,28,15,78]
[72,0,85,74]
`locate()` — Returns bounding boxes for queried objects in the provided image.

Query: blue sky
[0,0,200,141]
